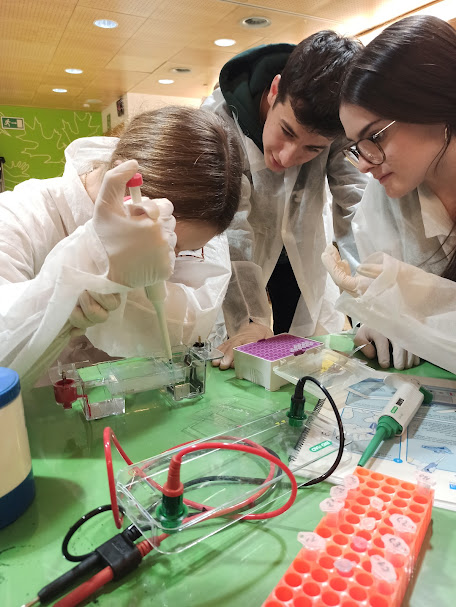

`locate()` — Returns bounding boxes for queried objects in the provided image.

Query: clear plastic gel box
[273,346,373,398]
[50,343,223,421]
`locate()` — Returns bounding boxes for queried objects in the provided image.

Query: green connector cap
[287,394,307,427]
[287,410,307,427]
[358,415,402,467]
[155,494,188,530]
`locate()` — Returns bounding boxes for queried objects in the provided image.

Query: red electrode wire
[53,567,114,607]
[53,539,158,607]
[60,429,298,607]
[104,428,134,529]
[103,428,284,528]
[166,442,298,520]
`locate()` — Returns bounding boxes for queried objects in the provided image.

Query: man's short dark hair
[276,31,363,138]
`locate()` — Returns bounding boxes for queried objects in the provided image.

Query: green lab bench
[1,335,455,606]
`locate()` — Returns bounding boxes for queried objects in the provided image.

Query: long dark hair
[341,15,456,280]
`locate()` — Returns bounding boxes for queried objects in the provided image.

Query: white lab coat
[203,88,368,338]
[337,179,456,374]
[0,137,231,386]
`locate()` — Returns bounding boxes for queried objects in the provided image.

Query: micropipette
[126,173,173,361]
[358,376,432,467]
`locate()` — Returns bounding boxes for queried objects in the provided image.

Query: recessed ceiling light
[93,19,118,29]
[53,88,67,93]
[86,98,101,103]
[158,79,174,84]
[214,38,236,47]
[241,16,271,28]
[65,68,83,74]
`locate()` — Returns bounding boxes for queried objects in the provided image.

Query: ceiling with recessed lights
[1,0,455,111]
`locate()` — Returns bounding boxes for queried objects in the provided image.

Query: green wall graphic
[0,105,102,191]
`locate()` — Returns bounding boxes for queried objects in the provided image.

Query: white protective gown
[203,88,368,338]
[337,179,456,374]
[0,137,231,386]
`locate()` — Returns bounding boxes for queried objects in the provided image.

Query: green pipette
[358,377,432,467]
[359,416,402,466]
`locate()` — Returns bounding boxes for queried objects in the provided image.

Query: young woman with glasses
[322,15,456,374]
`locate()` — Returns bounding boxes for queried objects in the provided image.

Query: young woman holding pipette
[322,15,456,375]
[0,106,242,389]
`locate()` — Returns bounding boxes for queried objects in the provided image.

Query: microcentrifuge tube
[390,513,417,544]
[370,496,384,511]
[382,534,410,556]
[360,516,377,531]
[415,470,436,496]
[343,474,360,496]
[371,553,398,594]
[351,535,368,553]
[319,497,344,527]
[297,531,326,561]
[370,554,398,583]
[330,485,348,501]
[390,514,417,533]
[334,558,356,578]
[382,533,411,568]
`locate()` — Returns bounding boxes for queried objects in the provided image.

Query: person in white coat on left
[0,106,242,389]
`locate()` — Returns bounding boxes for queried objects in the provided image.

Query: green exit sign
[1,117,25,130]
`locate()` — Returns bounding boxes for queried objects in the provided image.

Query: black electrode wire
[62,505,131,562]
[176,444,283,511]
[296,375,345,487]
[37,382,343,606]
[62,456,284,562]
[62,408,341,563]
[62,397,341,564]
[62,446,283,562]
[184,475,275,488]
[183,445,282,490]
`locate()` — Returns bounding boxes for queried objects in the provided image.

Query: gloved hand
[355,325,421,370]
[213,321,274,370]
[321,244,381,297]
[69,291,122,336]
[92,160,177,288]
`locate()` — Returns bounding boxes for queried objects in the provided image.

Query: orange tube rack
[262,467,433,607]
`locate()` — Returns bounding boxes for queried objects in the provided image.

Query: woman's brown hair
[111,106,242,234]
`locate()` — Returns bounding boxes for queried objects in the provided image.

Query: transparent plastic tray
[273,347,377,398]
[116,406,352,554]
[50,343,224,419]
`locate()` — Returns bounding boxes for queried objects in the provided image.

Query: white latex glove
[355,325,421,370]
[213,321,274,370]
[321,244,380,297]
[69,291,122,336]
[91,160,177,288]
[21,291,121,389]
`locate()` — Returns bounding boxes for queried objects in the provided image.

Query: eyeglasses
[343,121,396,167]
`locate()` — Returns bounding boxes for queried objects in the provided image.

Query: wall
[0,106,102,191]
[101,96,129,135]
[127,93,200,119]
[101,93,201,134]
